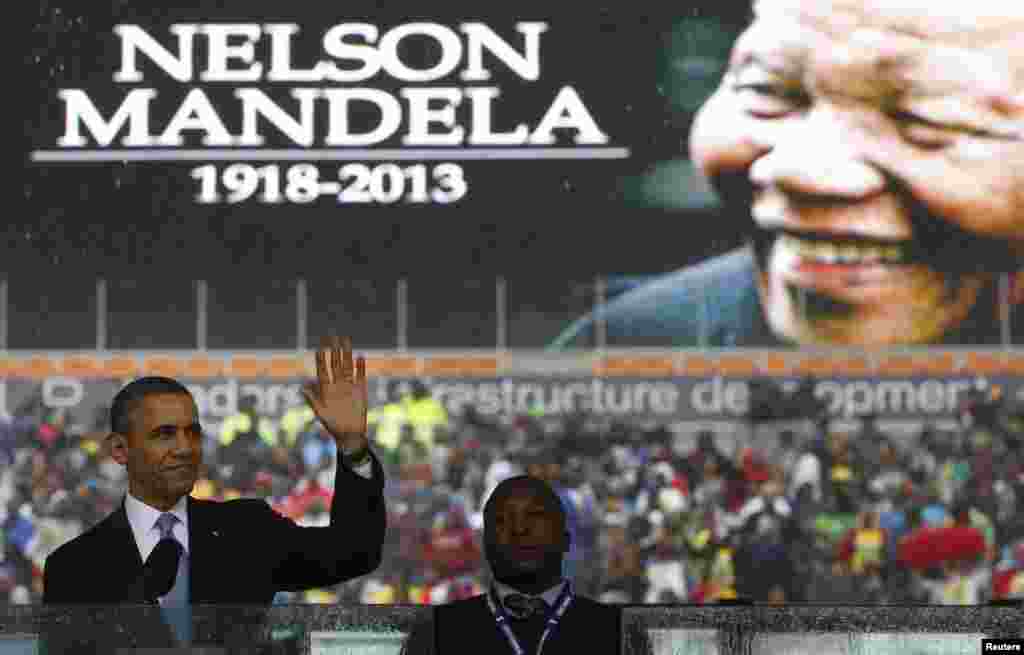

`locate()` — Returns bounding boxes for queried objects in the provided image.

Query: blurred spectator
[732,473,797,601]
[598,506,647,603]
[992,541,1024,601]
[299,425,337,474]
[220,397,277,448]
[950,498,997,563]
[219,397,276,488]
[422,504,481,581]
[404,381,449,453]
[685,431,737,490]
[368,380,410,467]
[834,510,888,599]
[280,403,315,450]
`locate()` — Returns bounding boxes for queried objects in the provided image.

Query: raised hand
[301,336,369,456]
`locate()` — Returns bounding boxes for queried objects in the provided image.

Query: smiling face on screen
[689,0,1024,345]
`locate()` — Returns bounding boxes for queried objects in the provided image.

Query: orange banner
[422,357,499,376]
[1,350,1023,379]
[595,356,674,376]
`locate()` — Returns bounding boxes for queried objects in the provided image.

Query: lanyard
[485,584,574,655]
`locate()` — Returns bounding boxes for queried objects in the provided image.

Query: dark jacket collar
[104,494,220,603]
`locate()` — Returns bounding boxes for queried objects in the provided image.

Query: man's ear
[106,432,129,466]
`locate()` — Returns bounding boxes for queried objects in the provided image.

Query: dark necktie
[151,513,191,646]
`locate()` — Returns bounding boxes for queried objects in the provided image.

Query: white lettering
[875,382,917,413]
[815,382,842,415]
[650,384,680,414]
[691,377,748,416]
[460,22,547,82]
[57,88,157,147]
[55,86,610,147]
[42,377,85,409]
[476,383,502,416]
[200,24,263,82]
[517,383,546,413]
[186,380,305,418]
[322,88,403,146]
[693,379,717,414]
[265,24,324,82]
[947,380,970,409]
[918,380,945,413]
[530,86,609,145]
[378,23,463,82]
[808,378,982,416]
[264,384,283,414]
[401,88,464,145]
[111,22,553,84]
[447,383,473,416]
[158,88,236,146]
[240,384,268,414]
[845,381,874,416]
[725,381,749,414]
[203,380,238,417]
[604,385,632,413]
[236,88,318,146]
[466,87,529,145]
[113,24,197,82]
[589,380,606,413]
[562,383,588,414]
[321,24,382,83]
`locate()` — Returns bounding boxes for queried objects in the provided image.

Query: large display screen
[21,0,1022,349]
[9,0,1024,612]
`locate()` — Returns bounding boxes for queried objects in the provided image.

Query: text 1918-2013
[189,163,467,204]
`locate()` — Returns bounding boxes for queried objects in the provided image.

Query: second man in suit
[403,475,650,654]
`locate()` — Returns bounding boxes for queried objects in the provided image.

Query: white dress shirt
[125,492,190,565]
[493,578,569,610]
[124,492,189,605]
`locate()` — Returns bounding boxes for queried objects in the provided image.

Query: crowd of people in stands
[2,380,1023,606]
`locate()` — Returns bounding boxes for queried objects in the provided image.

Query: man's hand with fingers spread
[301,336,370,464]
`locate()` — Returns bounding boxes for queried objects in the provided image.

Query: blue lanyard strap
[485,584,574,655]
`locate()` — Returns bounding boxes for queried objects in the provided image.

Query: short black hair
[483,475,567,532]
[110,376,194,435]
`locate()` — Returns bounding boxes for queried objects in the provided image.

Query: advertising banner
[4,366,1022,424]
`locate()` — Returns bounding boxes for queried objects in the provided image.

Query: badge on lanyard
[485,584,574,655]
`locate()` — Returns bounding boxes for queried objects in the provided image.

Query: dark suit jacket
[401,594,652,655]
[550,246,1020,348]
[41,454,386,650]
[551,247,779,349]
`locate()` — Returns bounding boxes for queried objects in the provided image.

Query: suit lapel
[107,499,148,602]
[186,496,220,604]
[105,499,180,647]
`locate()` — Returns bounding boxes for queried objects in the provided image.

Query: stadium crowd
[2,380,1024,606]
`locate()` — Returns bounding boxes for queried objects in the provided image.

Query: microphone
[143,538,183,601]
